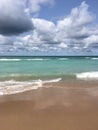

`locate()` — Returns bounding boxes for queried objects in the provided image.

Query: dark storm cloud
[0,17,33,35]
[0,0,33,35]
[69,34,89,39]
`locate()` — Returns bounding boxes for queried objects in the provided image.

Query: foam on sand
[0,78,62,96]
[43,78,62,83]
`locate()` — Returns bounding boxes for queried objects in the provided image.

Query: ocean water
[0,56,98,95]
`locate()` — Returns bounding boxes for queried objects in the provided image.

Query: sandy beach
[0,82,98,130]
[0,0,98,128]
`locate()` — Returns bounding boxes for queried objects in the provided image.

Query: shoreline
[0,78,98,96]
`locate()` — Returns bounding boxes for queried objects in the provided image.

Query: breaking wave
[58,58,68,60]
[0,59,21,61]
[0,78,62,96]
[91,58,98,60]
[0,58,50,61]
[27,58,45,61]
[76,72,98,80]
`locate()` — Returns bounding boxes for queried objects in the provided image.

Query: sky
[0,0,98,56]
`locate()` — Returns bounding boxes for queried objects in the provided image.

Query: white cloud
[26,0,54,13]
[32,18,57,44]
[83,35,98,49]
[0,34,15,53]
[0,35,8,44]
[55,1,98,52]
[58,43,68,48]
[32,18,55,33]
[57,1,94,39]
[0,1,98,55]
[0,35,13,46]
[57,1,94,29]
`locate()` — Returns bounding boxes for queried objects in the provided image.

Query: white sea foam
[0,58,49,61]
[85,57,90,59]
[91,57,98,60]
[58,58,68,60]
[76,72,98,80]
[0,78,62,95]
[43,78,62,83]
[27,58,44,61]
[0,74,34,78]
[0,59,21,61]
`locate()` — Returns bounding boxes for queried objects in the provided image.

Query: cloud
[0,0,34,35]
[0,0,54,35]
[58,43,68,48]
[0,35,15,53]
[83,35,98,49]
[57,1,94,39]
[56,1,98,52]
[32,18,57,44]
[26,0,54,13]
[0,35,9,44]
[0,1,98,55]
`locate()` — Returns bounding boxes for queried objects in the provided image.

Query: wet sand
[0,82,98,130]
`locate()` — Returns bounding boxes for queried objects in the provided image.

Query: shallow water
[0,56,98,95]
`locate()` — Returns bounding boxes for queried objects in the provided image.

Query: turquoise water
[0,56,98,79]
[0,56,98,95]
